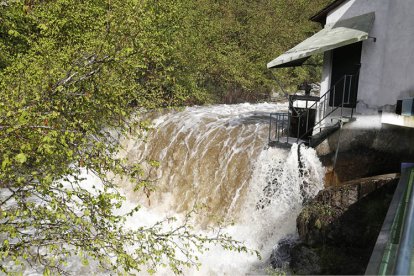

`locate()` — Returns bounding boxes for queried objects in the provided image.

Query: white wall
[320,0,414,114]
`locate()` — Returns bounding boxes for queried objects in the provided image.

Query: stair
[309,116,355,147]
[268,73,358,147]
[309,123,340,147]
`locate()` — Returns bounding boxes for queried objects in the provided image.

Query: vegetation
[0,0,330,274]
[185,0,331,103]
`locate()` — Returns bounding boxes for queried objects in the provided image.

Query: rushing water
[117,103,325,275]
[21,103,324,275]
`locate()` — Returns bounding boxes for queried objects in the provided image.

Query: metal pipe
[395,170,414,275]
[287,112,291,144]
[347,75,352,104]
[270,71,288,98]
[306,108,309,137]
[285,114,289,142]
[332,121,343,176]
[269,113,272,143]
[268,114,272,143]
[277,114,280,142]
[341,76,346,117]
[297,114,301,143]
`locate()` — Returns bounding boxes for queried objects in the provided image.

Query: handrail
[395,169,414,275]
[296,73,357,143]
[299,75,354,139]
[365,164,414,275]
[268,69,359,146]
[301,74,350,113]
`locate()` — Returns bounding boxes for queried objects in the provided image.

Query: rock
[290,244,321,275]
[294,174,398,274]
[297,173,399,245]
[269,237,297,269]
[270,237,321,275]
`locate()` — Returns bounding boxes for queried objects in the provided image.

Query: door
[329,42,362,108]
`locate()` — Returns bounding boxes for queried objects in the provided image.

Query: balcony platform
[268,137,308,147]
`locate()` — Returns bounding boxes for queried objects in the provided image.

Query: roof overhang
[267,12,375,69]
[310,0,349,24]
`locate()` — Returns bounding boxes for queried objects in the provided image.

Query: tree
[0,0,334,273]
[0,0,257,274]
[182,0,331,103]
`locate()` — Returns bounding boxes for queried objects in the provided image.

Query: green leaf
[81,258,89,266]
[15,153,27,164]
[43,267,51,276]
[7,29,20,37]
[2,156,11,169]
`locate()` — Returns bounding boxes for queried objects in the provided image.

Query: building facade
[268,0,414,116]
[318,0,414,115]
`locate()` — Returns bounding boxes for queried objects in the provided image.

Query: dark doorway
[329,42,362,107]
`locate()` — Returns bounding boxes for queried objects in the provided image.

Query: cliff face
[297,173,398,245]
[271,174,398,275]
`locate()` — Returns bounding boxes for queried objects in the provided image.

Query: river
[57,103,324,275]
[114,103,325,274]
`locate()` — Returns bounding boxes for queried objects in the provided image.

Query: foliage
[0,0,331,274]
[0,0,258,274]
[181,0,332,103]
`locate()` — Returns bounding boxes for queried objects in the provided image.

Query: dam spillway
[115,103,325,274]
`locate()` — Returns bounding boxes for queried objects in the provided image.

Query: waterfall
[32,103,324,275]
[117,103,325,274]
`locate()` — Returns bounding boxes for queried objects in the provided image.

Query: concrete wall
[316,115,414,179]
[320,0,414,115]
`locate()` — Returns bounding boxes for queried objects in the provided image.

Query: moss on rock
[292,174,398,274]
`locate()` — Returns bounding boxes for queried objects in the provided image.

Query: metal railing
[268,112,290,144]
[365,164,414,275]
[269,73,358,146]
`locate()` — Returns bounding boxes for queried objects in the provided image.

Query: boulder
[294,173,398,274]
[289,244,321,275]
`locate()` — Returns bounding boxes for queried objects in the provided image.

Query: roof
[310,0,349,24]
[267,12,375,69]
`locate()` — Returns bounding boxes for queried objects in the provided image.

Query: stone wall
[273,174,399,275]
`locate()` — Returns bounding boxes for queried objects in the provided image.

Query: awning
[267,12,375,69]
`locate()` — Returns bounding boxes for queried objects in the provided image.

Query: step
[268,137,309,148]
[309,123,341,147]
[329,116,356,123]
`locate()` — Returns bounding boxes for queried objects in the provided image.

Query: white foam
[20,103,325,275]
[112,102,324,275]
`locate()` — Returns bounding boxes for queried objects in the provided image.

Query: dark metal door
[329,42,362,108]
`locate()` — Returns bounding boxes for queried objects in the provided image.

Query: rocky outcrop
[297,173,399,246]
[281,173,399,275]
[270,237,321,275]
[289,245,321,275]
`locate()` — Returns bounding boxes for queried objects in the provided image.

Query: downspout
[332,120,343,175]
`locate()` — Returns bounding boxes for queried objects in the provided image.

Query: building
[267,0,414,148]
[269,0,414,115]
[266,2,414,274]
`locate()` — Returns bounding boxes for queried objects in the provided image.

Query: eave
[310,0,349,25]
